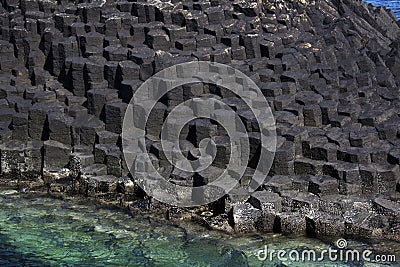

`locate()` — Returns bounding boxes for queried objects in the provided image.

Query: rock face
[0,0,400,241]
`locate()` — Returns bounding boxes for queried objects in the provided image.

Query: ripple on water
[364,0,400,17]
[0,193,398,266]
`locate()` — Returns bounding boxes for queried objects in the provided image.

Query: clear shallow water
[365,0,400,17]
[0,189,398,267]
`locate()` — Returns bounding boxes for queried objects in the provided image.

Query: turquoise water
[365,0,400,17]
[0,189,398,266]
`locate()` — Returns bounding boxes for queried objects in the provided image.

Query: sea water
[365,0,400,17]
[0,189,398,266]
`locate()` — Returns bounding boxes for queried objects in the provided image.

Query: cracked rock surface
[0,0,399,240]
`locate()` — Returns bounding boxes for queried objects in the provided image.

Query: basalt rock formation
[0,0,399,241]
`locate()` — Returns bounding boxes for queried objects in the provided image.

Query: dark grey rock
[48,112,74,145]
[87,89,119,119]
[232,202,261,233]
[96,130,119,145]
[72,115,105,147]
[249,191,282,211]
[11,112,28,142]
[276,212,306,235]
[44,140,71,169]
[82,163,108,176]
[105,102,127,134]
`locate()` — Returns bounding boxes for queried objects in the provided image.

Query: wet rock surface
[0,0,399,242]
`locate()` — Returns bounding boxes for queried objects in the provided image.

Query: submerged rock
[221,247,249,267]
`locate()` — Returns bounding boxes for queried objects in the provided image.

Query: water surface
[365,0,400,17]
[0,189,398,266]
